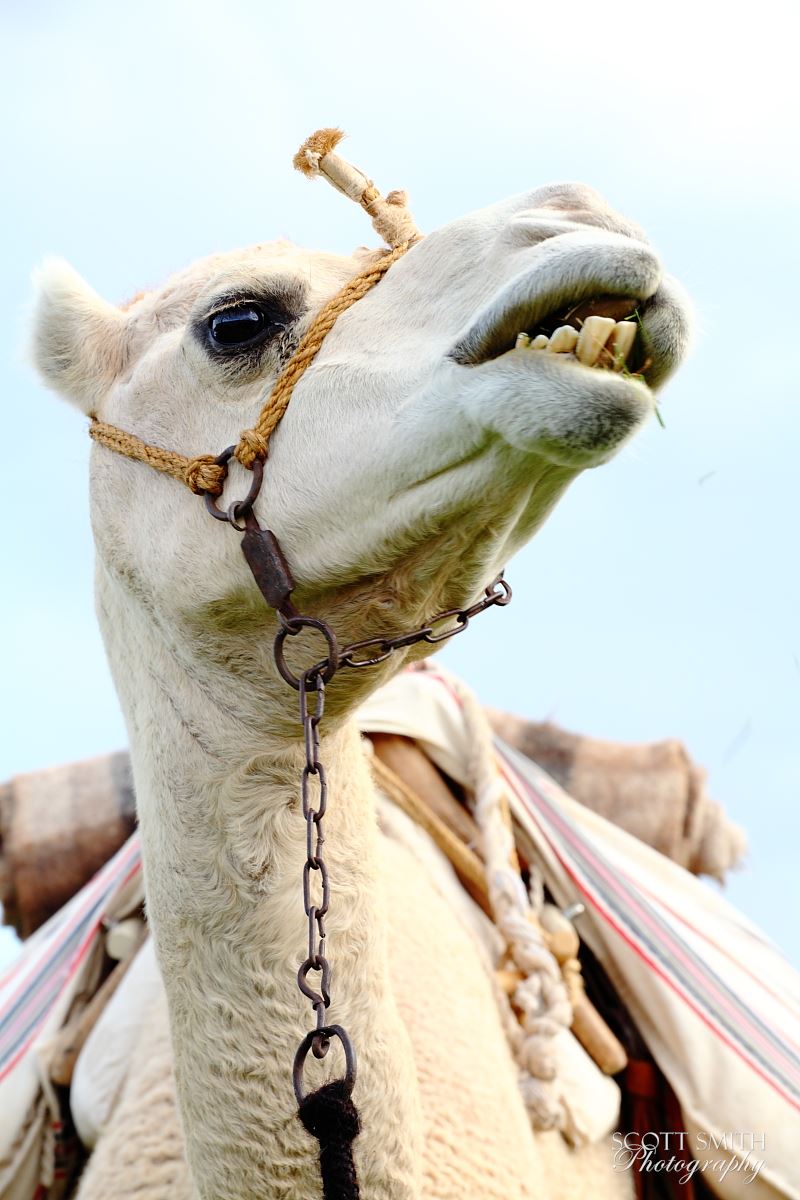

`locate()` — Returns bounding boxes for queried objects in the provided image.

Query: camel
[30,138,691,1200]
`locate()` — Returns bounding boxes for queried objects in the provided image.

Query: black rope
[298,1080,361,1200]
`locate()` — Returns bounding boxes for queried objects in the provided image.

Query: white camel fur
[32,157,691,1199]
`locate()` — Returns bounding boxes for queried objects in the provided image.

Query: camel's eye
[207,304,285,349]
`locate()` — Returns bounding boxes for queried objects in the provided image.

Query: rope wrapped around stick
[293,127,422,250]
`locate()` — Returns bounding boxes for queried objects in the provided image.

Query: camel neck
[98,571,422,1199]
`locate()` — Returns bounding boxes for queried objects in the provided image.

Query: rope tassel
[298,1080,362,1200]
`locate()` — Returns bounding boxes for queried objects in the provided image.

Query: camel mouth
[451,294,649,380]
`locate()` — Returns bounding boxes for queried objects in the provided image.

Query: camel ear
[31,260,129,416]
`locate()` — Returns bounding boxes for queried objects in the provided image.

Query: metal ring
[293,1024,357,1104]
[203,446,235,522]
[202,449,264,524]
[236,456,264,514]
[273,618,340,690]
[489,576,512,606]
[227,502,248,532]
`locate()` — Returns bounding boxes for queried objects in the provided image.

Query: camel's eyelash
[193,280,305,356]
[204,292,296,324]
[191,293,304,375]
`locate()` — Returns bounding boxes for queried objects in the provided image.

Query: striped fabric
[496,739,800,1116]
[0,836,141,1086]
[0,836,142,1198]
[3,665,798,1198]
[358,666,800,1198]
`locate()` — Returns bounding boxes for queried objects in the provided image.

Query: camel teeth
[548,325,579,354]
[609,320,637,369]
[513,317,642,378]
[576,316,616,366]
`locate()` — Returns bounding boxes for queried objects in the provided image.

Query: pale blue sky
[1,0,798,970]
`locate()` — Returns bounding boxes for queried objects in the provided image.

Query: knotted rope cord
[89,241,412,496]
[450,676,573,1133]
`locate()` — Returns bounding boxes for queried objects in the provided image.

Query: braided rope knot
[293,128,422,250]
[184,456,226,496]
[518,1077,565,1131]
[234,429,270,470]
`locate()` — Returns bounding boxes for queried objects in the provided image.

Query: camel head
[32,182,691,713]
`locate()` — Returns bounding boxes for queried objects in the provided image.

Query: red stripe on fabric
[629,874,800,1053]
[420,668,463,707]
[0,891,100,1003]
[0,923,98,1084]
[411,674,800,1106]
[498,756,800,1112]
[0,964,69,1059]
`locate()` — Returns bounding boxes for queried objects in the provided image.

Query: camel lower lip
[499,348,653,406]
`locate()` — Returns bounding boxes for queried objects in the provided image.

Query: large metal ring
[274,617,339,690]
[203,449,264,524]
[293,1024,357,1104]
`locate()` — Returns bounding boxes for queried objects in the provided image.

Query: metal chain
[297,668,333,1061]
[198,457,512,1106]
[281,574,512,1103]
[340,575,512,666]
[275,574,512,690]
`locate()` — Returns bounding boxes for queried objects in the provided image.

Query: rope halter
[88,128,423,497]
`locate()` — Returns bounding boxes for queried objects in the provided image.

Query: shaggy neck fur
[97,562,423,1200]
